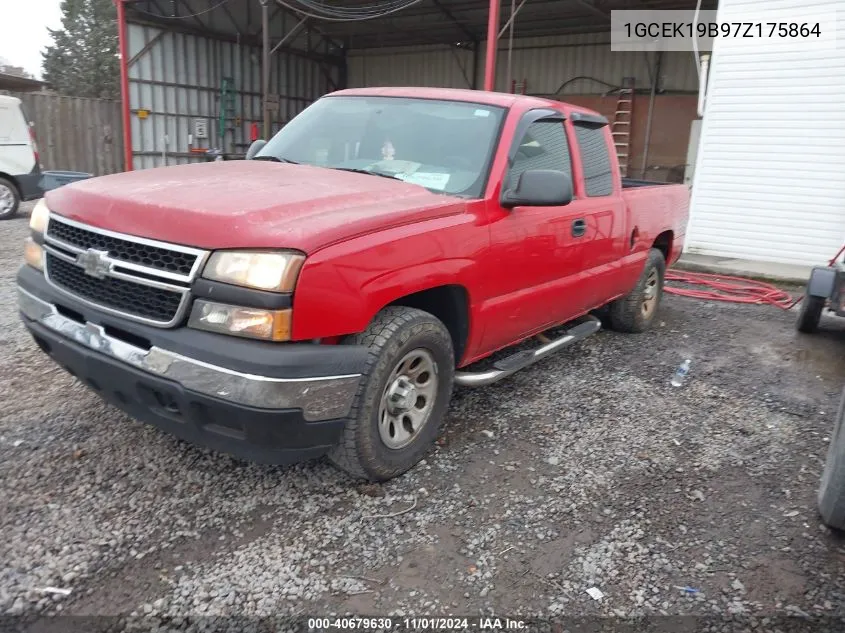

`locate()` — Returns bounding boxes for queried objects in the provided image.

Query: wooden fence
[4,92,124,176]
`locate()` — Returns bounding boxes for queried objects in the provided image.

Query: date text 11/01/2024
[623,21,821,38]
[307,617,527,630]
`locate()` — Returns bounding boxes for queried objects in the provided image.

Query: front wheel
[0,177,20,220]
[819,386,845,530]
[328,306,455,481]
[607,248,666,333]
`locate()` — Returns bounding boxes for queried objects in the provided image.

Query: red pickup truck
[17,87,689,480]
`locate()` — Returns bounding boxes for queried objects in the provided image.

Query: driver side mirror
[246,139,267,160]
[501,169,572,208]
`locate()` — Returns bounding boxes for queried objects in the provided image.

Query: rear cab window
[571,114,614,197]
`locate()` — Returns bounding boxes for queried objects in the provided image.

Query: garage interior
[119,0,716,178]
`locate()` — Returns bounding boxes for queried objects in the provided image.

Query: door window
[506,120,572,191]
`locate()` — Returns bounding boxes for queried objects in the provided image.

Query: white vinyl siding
[687,0,845,266]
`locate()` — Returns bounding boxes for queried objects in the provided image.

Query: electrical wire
[554,76,621,95]
[130,0,232,19]
[275,0,425,21]
[664,270,801,310]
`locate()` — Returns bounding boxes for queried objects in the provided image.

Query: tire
[819,386,845,530]
[608,248,666,333]
[328,306,455,481]
[796,293,824,333]
[0,177,20,220]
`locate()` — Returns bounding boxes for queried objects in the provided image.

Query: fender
[291,210,487,341]
[807,266,837,299]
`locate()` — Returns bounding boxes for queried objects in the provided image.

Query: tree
[42,0,119,99]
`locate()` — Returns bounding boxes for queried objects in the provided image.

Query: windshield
[256,96,505,198]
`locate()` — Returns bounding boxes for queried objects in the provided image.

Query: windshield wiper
[330,167,402,181]
[253,155,298,164]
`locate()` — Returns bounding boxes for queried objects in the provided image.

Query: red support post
[483,0,500,91]
[116,0,134,171]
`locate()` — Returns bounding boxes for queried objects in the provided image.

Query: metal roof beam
[272,0,345,51]
[497,0,529,38]
[125,11,343,64]
[270,15,307,54]
[219,1,244,35]
[571,0,609,22]
[127,29,166,67]
[430,0,479,42]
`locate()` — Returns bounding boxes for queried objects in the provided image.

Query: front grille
[46,254,184,324]
[47,219,198,276]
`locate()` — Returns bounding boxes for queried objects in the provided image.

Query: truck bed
[621,178,680,189]
[621,180,690,266]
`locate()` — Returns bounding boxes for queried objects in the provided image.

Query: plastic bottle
[671,359,691,387]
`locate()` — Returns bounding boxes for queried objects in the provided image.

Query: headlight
[24,237,44,270]
[29,198,49,234]
[188,300,292,341]
[203,250,305,292]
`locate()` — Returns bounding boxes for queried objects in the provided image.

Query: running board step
[454,316,601,387]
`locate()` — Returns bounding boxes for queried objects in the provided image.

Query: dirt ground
[2,202,845,632]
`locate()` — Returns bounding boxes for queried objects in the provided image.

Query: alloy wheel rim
[642,269,659,317]
[0,185,14,214]
[378,348,438,450]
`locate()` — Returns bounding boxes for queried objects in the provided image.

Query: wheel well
[652,230,673,261]
[388,285,470,364]
[0,172,20,195]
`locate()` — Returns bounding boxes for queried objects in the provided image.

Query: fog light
[188,300,291,341]
[24,237,44,271]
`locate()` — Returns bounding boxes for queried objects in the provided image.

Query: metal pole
[483,0,500,91]
[506,0,515,91]
[261,0,270,139]
[497,0,528,39]
[471,41,480,89]
[115,0,133,171]
[639,51,661,179]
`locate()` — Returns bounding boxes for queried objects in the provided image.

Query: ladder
[218,76,237,151]
[612,77,635,177]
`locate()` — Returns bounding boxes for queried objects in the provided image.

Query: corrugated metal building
[687,0,845,266]
[124,5,342,171]
[348,33,699,95]
[119,0,711,178]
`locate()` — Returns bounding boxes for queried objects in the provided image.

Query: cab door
[478,110,606,354]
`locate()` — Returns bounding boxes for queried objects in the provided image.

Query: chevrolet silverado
[17,87,689,481]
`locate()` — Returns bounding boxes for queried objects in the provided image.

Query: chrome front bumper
[18,286,361,421]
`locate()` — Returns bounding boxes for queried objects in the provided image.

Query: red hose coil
[664,270,801,310]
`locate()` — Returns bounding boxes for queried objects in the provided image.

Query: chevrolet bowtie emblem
[76,248,111,279]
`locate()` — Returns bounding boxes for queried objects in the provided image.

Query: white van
[0,95,42,219]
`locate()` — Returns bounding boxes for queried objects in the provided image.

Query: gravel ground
[2,201,845,631]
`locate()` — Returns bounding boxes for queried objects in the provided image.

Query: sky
[0,0,64,78]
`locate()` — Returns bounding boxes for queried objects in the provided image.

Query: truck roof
[328,86,575,112]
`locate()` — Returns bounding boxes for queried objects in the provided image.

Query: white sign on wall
[193,118,208,139]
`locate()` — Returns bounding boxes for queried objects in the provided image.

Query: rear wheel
[796,293,825,333]
[819,386,845,530]
[608,248,666,333]
[328,306,455,481]
[0,177,20,220]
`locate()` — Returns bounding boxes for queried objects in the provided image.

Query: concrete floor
[676,253,813,285]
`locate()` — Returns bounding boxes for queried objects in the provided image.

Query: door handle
[572,218,586,237]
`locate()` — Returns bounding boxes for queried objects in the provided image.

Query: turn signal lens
[188,300,291,341]
[29,199,49,234]
[24,237,44,271]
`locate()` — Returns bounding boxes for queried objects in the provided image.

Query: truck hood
[45,161,467,253]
